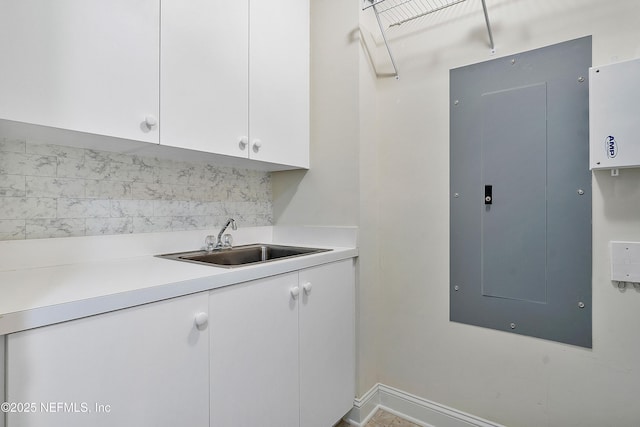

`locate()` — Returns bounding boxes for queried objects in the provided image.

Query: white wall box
[590,57,640,170]
[5,292,210,426]
[0,0,160,144]
[210,259,355,427]
[161,0,310,169]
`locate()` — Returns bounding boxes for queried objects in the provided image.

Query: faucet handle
[205,235,216,251]
[222,233,234,248]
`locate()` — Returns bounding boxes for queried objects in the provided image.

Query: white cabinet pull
[144,115,158,130]
[252,139,262,152]
[194,312,209,328]
[302,282,313,294]
[239,136,248,150]
[290,286,300,299]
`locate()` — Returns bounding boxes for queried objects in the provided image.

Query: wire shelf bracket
[362,0,495,78]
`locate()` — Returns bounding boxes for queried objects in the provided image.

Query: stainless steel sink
[157,244,331,268]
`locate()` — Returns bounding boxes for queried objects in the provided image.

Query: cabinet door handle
[145,115,158,130]
[302,282,313,294]
[290,286,300,299]
[194,312,209,328]
[252,139,262,152]
[239,136,248,150]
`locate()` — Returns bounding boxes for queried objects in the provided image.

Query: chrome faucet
[205,218,237,251]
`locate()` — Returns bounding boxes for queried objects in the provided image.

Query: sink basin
[157,244,331,268]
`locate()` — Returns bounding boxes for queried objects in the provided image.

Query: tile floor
[334,409,421,427]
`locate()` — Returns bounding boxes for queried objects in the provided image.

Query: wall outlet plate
[611,241,640,283]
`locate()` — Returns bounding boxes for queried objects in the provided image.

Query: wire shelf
[362,0,494,78]
[363,0,468,28]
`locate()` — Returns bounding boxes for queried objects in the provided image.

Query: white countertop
[0,226,358,335]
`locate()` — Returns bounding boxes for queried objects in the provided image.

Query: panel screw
[454,285,460,291]
[577,189,585,195]
[454,100,459,105]
[510,323,516,329]
[511,59,516,65]
[578,302,585,309]
[454,193,460,198]
[578,76,585,82]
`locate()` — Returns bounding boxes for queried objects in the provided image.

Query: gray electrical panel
[450,37,592,348]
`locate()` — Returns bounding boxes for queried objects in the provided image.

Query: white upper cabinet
[0,0,160,143]
[249,0,310,168]
[160,0,249,158]
[0,0,308,168]
[161,0,309,168]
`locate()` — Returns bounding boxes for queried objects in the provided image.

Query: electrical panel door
[450,37,592,348]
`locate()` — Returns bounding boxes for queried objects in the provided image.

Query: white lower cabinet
[210,259,356,427]
[210,272,300,426]
[5,293,209,427]
[3,259,355,427]
[299,261,356,427]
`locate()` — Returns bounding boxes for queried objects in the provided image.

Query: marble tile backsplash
[0,138,272,240]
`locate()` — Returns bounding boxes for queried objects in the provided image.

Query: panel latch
[484,185,493,204]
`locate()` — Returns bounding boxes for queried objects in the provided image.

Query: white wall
[357,12,383,395]
[365,0,640,426]
[271,0,360,226]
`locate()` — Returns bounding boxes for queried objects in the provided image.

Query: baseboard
[343,384,504,427]
[343,384,380,426]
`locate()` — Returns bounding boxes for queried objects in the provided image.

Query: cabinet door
[249,0,310,168]
[160,0,249,156]
[299,260,356,427]
[6,293,209,427]
[0,0,160,143]
[210,273,300,427]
